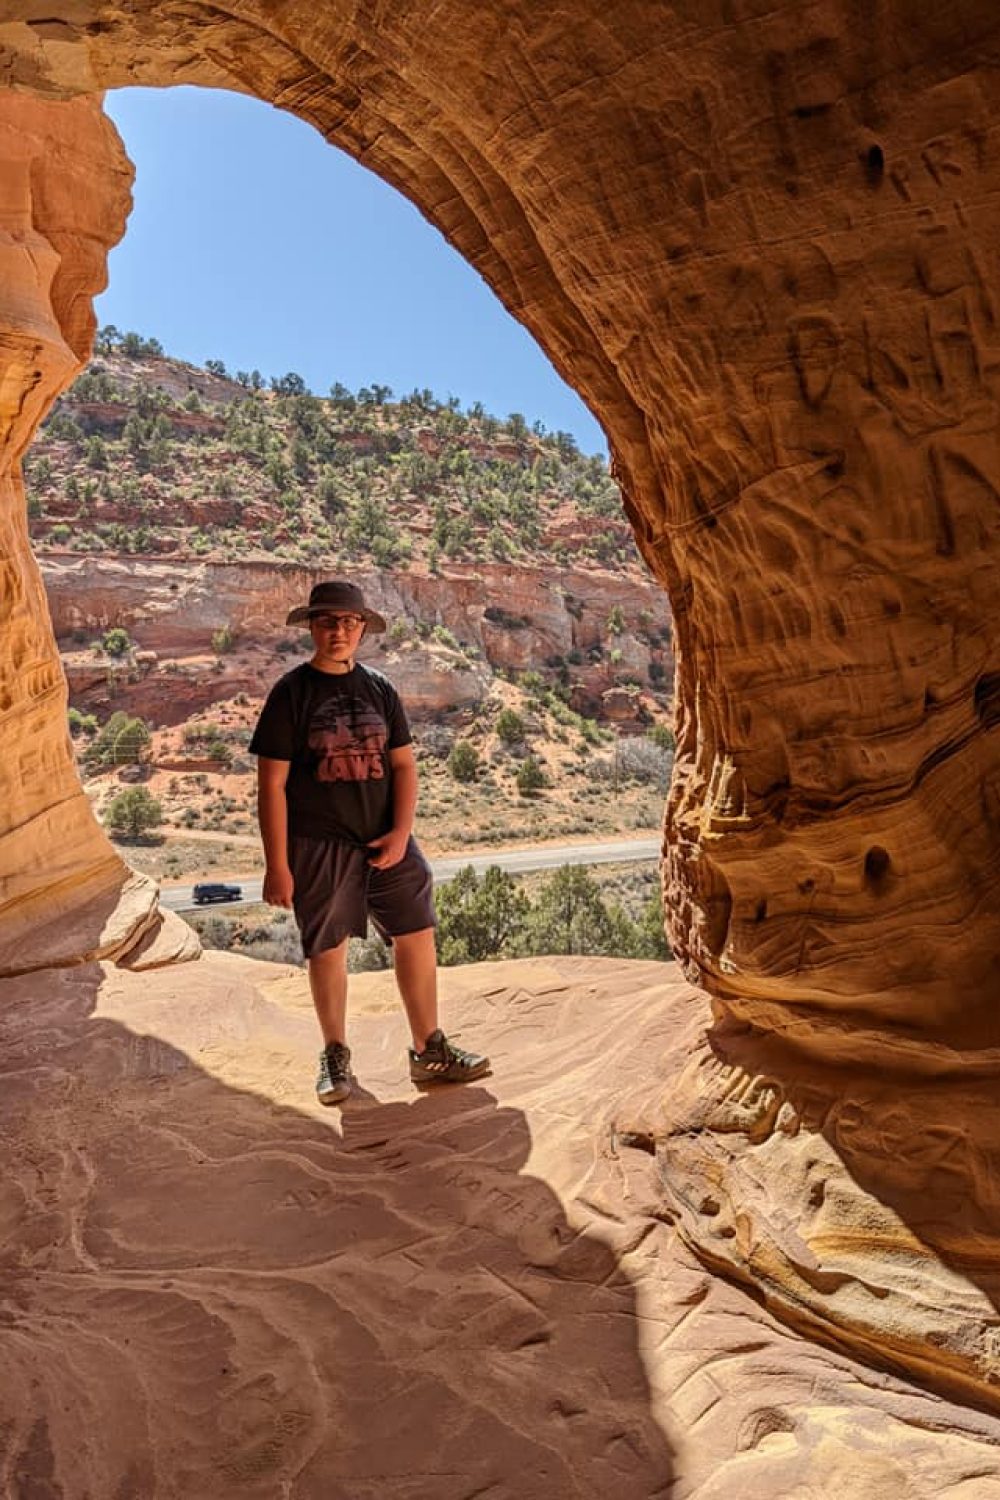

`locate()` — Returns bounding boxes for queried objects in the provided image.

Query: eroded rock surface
[0,2,996,1018]
[3,953,1000,1498]
[0,0,999,1424]
[0,90,188,973]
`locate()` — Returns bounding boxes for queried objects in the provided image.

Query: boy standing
[249,579,490,1104]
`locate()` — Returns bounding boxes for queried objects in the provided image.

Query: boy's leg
[391,927,438,1050]
[371,844,488,1080]
[308,938,350,1045]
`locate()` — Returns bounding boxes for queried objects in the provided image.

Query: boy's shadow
[1,964,675,1499]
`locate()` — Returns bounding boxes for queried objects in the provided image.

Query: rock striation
[1,1,995,1022]
[38,553,669,724]
[0,0,999,1418]
[39,553,666,670]
[0,90,188,975]
[1,952,999,1496]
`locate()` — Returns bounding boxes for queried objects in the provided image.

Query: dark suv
[192,882,243,905]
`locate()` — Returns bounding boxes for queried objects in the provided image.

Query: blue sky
[97,87,607,455]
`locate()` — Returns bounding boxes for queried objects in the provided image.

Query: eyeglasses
[312,612,365,631]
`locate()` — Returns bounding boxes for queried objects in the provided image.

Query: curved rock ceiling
[1,0,999,1406]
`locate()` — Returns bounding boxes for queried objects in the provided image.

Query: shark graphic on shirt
[307,700,387,783]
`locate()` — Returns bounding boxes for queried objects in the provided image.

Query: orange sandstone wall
[0,91,173,970]
[0,5,996,1029]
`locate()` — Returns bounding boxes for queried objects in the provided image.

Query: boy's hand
[263,865,295,907]
[367,830,409,870]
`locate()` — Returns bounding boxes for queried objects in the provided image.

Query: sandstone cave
[1,6,999,1495]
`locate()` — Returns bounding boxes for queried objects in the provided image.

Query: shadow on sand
[0,961,675,1499]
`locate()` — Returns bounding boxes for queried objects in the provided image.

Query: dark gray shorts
[287,834,436,958]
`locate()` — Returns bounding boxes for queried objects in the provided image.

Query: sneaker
[316,1041,352,1105]
[409,1028,491,1085]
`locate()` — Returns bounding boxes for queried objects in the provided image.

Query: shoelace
[323,1046,351,1080]
[424,1037,471,1067]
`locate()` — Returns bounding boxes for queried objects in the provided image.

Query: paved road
[160,836,662,913]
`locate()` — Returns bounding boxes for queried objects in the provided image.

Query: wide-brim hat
[285,580,387,632]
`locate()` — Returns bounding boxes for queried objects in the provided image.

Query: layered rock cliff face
[39,553,668,723]
[2,0,1000,1445]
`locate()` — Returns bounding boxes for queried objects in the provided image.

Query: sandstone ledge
[0,851,196,978]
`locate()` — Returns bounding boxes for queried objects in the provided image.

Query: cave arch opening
[33,82,672,886]
[6,9,1000,1415]
[0,64,673,975]
[9,3,994,1043]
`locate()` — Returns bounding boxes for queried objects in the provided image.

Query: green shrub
[448,740,480,783]
[183,721,232,764]
[101,627,133,657]
[525,865,613,956]
[633,889,671,959]
[348,931,392,972]
[516,756,546,797]
[436,864,531,965]
[67,707,98,738]
[112,717,151,765]
[495,708,525,744]
[487,527,513,560]
[84,711,149,769]
[431,624,459,650]
[318,471,342,515]
[106,786,162,840]
[372,532,410,568]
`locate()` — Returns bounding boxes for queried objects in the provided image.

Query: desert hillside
[26,334,671,738]
[25,338,675,860]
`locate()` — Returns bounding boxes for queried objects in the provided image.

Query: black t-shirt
[249,662,412,845]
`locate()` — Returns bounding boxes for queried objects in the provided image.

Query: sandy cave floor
[3,953,1000,1499]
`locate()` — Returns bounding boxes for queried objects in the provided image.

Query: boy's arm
[257,756,294,906]
[367,744,417,869]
